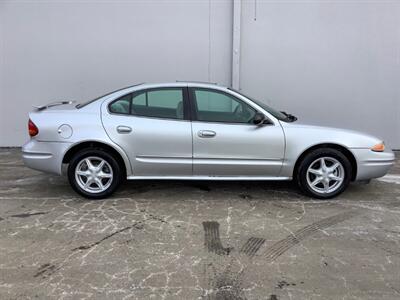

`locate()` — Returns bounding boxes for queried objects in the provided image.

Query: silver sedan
[22,82,395,199]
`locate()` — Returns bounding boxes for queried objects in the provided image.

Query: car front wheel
[68,149,122,199]
[297,148,352,199]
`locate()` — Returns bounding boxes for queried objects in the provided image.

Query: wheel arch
[62,141,131,178]
[293,143,357,181]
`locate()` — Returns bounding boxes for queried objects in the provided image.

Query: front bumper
[22,139,72,175]
[351,148,395,181]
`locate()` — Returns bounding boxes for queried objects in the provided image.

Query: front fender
[279,122,383,178]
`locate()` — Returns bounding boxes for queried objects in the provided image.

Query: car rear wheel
[296,148,352,199]
[68,149,122,199]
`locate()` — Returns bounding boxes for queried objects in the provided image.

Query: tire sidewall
[297,148,352,199]
[68,149,122,199]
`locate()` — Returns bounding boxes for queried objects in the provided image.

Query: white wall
[1,0,399,148]
[0,0,232,146]
[240,0,400,149]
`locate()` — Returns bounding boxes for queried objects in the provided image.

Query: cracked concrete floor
[0,148,399,300]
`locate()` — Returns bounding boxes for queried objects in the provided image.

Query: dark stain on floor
[72,221,144,251]
[263,211,360,262]
[202,211,360,299]
[11,211,48,218]
[33,263,58,278]
[204,263,247,300]
[240,237,265,257]
[276,280,296,289]
[203,221,232,255]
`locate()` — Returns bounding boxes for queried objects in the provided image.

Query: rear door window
[109,88,185,120]
[131,89,184,120]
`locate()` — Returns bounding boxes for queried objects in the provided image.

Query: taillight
[28,119,39,137]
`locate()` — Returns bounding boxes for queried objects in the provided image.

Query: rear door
[102,86,193,177]
[189,87,285,177]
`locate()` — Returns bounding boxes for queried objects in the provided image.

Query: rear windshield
[76,83,143,108]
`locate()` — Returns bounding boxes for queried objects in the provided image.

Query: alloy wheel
[306,157,345,194]
[75,156,113,194]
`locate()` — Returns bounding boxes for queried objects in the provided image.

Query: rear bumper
[351,148,395,181]
[22,139,72,175]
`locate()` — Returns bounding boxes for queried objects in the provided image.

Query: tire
[296,148,352,199]
[68,148,122,199]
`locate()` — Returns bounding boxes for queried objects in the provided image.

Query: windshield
[228,88,292,122]
[76,83,143,109]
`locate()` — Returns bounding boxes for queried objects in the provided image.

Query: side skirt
[126,176,292,181]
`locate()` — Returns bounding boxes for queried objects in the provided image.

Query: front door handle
[117,125,132,134]
[198,130,216,138]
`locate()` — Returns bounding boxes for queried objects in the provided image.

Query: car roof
[103,82,229,99]
[136,81,225,89]
[77,82,230,109]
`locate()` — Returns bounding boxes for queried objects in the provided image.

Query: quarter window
[109,94,131,114]
[193,89,256,123]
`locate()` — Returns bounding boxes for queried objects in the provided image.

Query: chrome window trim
[105,112,192,123]
[190,120,274,126]
[102,83,280,126]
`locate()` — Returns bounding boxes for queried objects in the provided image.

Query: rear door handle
[117,125,132,134]
[198,130,216,138]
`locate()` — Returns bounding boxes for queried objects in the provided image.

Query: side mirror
[252,112,266,125]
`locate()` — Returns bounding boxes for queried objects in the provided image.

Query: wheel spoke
[84,178,94,189]
[85,158,95,170]
[320,158,327,170]
[311,177,323,187]
[329,162,340,172]
[328,174,342,182]
[94,178,104,190]
[323,180,330,192]
[76,170,91,177]
[98,171,112,179]
[308,168,323,176]
[96,160,105,171]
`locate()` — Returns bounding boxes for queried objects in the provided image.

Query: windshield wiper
[280,111,298,122]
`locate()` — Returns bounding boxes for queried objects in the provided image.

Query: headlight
[371,142,385,152]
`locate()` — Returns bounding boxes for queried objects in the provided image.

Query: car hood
[279,121,382,149]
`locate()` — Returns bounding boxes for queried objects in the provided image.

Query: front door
[190,88,285,177]
[102,87,192,176]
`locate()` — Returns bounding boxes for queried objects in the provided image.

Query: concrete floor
[0,148,399,300]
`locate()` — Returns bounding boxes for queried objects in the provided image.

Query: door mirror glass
[252,112,266,125]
